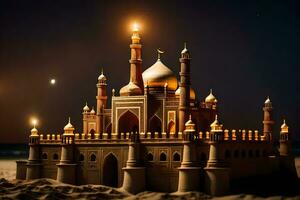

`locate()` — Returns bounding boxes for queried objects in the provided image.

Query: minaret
[122,132,145,194]
[120,23,144,96]
[263,97,274,141]
[179,43,191,132]
[205,115,230,196]
[26,124,41,180]
[279,119,291,156]
[177,115,201,192]
[96,69,107,134]
[82,102,89,134]
[57,118,77,184]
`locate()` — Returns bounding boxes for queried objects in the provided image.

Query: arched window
[173,152,181,161]
[79,153,84,162]
[248,150,253,158]
[90,129,95,139]
[90,153,96,162]
[146,152,154,161]
[200,152,207,161]
[241,150,246,158]
[225,150,231,159]
[160,152,167,161]
[234,150,239,158]
[42,153,48,160]
[53,153,59,160]
[255,149,260,157]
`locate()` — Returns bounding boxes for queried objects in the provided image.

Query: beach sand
[0,158,299,199]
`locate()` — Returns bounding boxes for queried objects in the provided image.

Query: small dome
[90,108,96,114]
[120,81,143,96]
[210,115,223,132]
[205,89,217,103]
[83,103,90,112]
[30,127,38,136]
[142,59,178,90]
[265,97,271,104]
[185,115,195,132]
[175,87,196,100]
[98,68,107,81]
[281,119,289,133]
[64,118,74,131]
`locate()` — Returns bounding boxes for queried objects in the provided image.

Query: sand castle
[16,24,296,196]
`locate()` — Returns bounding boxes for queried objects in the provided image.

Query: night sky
[0,0,299,143]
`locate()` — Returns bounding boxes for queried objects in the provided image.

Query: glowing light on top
[31,118,38,128]
[132,23,139,32]
[50,79,56,85]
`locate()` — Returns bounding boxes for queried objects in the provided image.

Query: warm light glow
[132,22,139,32]
[50,79,56,85]
[31,118,38,127]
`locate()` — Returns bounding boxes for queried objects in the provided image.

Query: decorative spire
[181,42,190,58]
[205,89,217,103]
[64,117,74,131]
[185,114,195,132]
[98,68,107,82]
[157,48,164,60]
[83,102,90,112]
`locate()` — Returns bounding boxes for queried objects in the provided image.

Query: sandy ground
[0,158,299,199]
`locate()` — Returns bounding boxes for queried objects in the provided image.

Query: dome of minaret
[205,89,217,103]
[142,59,178,91]
[83,103,90,112]
[98,68,107,81]
[90,107,95,114]
[265,96,271,104]
[281,119,289,133]
[64,118,74,131]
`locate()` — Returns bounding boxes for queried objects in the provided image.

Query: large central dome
[142,59,178,90]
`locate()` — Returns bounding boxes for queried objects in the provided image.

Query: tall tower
[57,118,77,184]
[263,97,274,141]
[120,23,144,96]
[26,125,41,180]
[179,43,191,132]
[279,119,291,156]
[96,69,107,134]
[82,102,89,134]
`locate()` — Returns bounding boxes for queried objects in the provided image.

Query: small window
[160,152,167,161]
[255,149,260,157]
[173,152,180,161]
[53,153,59,160]
[225,150,231,159]
[42,153,48,160]
[90,153,96,162]
[248,150,253,158]
[146,153,154,161]
[241,150,246,158]
[79,153,84,162]
[234,150,239,158]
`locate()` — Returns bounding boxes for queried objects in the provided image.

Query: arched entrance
[103,153,118,187]
[118,110,139,133]
[149,115,162,134]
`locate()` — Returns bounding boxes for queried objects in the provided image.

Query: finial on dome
[68,117,71,124]
[210,114,223,132]
[205,89,217,103]
[157,48,164,60]
[83,102,90,112]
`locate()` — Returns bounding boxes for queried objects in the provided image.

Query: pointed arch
[149,115,162,134]
[103,153,118,187]
[173,152,181,161]
[159,152,167,161]
[118,110,139,133]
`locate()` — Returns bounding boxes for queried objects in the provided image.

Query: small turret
[122,132,145,194]
[57,118,77,184]
[96,68,108,134]
[263,96,274,141]
[205,115,230,196]
[205,89,218,109]
[177,115,201,192]
[26,122,42,180]
[83,102,89,134]
[279,119,291,156]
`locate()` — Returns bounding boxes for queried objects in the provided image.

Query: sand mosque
[16,24,296,196]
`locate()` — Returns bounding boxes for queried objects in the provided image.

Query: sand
[0,158,299,199]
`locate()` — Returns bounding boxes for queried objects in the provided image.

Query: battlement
[39,128,267,145]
